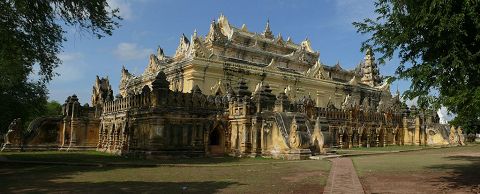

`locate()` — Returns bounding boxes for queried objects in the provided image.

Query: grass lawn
[0,151,294,165]
[0,151,331,193]
[352,145,480,193]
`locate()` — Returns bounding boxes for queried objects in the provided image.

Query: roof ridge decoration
[286,36,293,43]
[241,24,248,31]
[284,85,297,100]
[218,14,233,38]
[265,58,277,70]
[275,33,284,45]
[348,75,360,86]
[375,80,390,92]
[300,38,315,53]
[253,81,264,95]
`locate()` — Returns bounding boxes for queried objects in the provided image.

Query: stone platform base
[1,144,96,152]
[115,150,207,159]
[270,149,312,160]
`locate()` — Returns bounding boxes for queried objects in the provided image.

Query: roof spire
[262,19,274,39]
[361,46,381,87]
[396,82,400,95]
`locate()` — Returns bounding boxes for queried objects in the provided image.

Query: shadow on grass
[0,151,249,165]
[427,155,480,191]
[0,163,240,193]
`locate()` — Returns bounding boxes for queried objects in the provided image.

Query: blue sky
[50,0,411,104]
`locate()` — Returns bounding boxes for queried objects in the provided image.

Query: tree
[354,0,480,134]
[0,0,121,134]
[45,100,62,116]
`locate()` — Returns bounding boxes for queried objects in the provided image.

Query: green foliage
[0,0,121,134]
[354,0,480,133]
[45,100,62,116]
[0,82,47,134]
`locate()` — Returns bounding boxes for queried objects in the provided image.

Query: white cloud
[114,42,153,60]
[107,0,133,20]
[56,52,86,82]
[334,0,377,21]
[59,52,83,62]
[321,0,377,31]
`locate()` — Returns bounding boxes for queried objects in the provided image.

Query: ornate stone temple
[12,15,464,159]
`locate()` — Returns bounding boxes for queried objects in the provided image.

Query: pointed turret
[236,78,251,98]
[121,65,132,80]
[157,46,166,61]
[361,47,382,87]
[145,54,160,75]
[262,19,274,39]
[192,29,198,39]
[173,34,191,60]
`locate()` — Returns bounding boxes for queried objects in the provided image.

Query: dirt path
[324,157,364,194]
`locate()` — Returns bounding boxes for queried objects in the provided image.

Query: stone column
[382,129,386,147]
[414,116,421,145]
[339,133,343,148]
[366,131,370,148]
[348,135,352,149]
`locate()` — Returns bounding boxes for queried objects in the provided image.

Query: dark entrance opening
[209,129,220,145]
[208,128,224,156]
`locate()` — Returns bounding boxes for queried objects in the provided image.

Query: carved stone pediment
[205,20,228,45]
[174,34,191,60]
[144,54,161,75]
[210,80,225,95]
[304,61,328,80]
[190,34,213,59]
[342,94,359,110]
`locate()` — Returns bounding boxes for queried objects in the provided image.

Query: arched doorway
[208,127,225,156]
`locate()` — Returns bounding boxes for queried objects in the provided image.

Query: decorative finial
[286,36,292,43]
[241,24,248,31]
[266,19,271,31]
